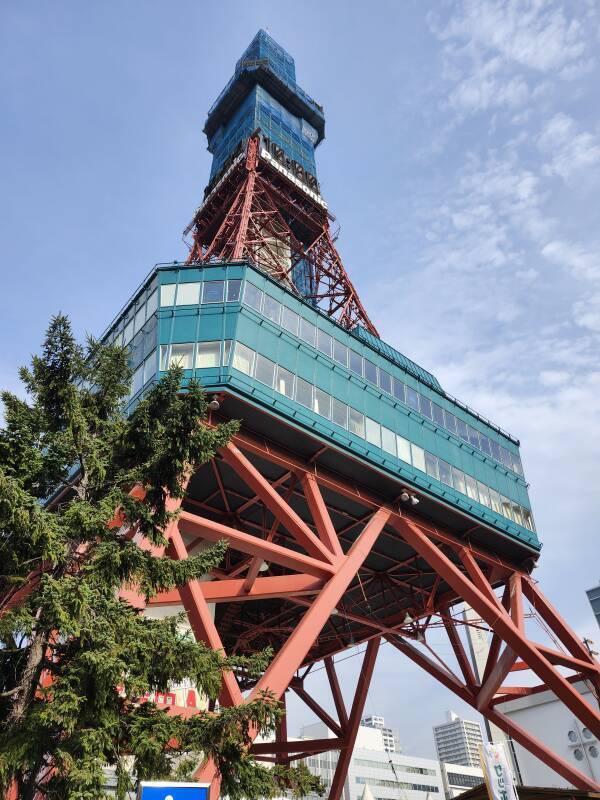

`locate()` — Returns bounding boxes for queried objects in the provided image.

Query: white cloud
[437,1,588,74]
[430,1,597,117]
[573,292,600,332]
[537,113,600,180]
[538,369,569,386]
[542,239,600,281]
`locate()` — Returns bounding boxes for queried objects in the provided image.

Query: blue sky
[2,0,599,758]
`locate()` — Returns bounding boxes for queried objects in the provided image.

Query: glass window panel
[465,475,479,502]
[299,318,316,347]
[411,444,426,472]
[262,295,281,324]
[134,304,145,334]
[490,439,502,462]
[425,452,439,480]
[314,387,331,418]
[146,289,158,317]
[477,482,491,507]
[132,364,144,396]
[168,343,193,369]
[379,370,392,394]
[438,459,452,486]
[419,395,433,419]
[452,467,466,495]
[123,319,135,345]
[348,408,365,438]
[500,496,513,520]
[489,488,502,514]
[177,282,201,305]
[226,279,242,301]
[254,354,276,387]
[406,387,420,411]
[222,340,231,365]
[332,398,348,428]
[456,419,469,442]
[467,425,481,448]
[381,427,396,456]
[202,281,225,304]
[159,344,170,371]
[432,403,445,428]
[316,329,333,357]
[500,446,513,470]
[444,411,457,434]
[333,339,348,366]
[512,503,523,525]
[349,350,363,376]
[511,452,524,476]
[232,342,255,375]
[143,352,155,385]
[396,435,411,463]
[365,417,381,447]
[196,341,220,368]
[160,284,176,306]
[295,377,313,408]
[112,329,123,347]
[281,306,300,336]
[364,359,378,384]
[521,508,534,531]
[479,434,492,456]
[393,379,406,403]
[243,282,263,311]
[276,365,294,398]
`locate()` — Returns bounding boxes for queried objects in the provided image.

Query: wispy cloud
[537,113,600,180]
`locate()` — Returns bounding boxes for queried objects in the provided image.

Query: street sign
[137,782,210,800]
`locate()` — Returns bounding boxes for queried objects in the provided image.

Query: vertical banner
[480,742,519,800]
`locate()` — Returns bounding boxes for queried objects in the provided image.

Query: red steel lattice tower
[7,28,600,799]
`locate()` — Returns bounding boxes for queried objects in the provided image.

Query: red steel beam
[394,517,600,738]
[221,442,337,565]
[325,656,349,729]
[291,684,344,738]
[386,634,599,791]
[178,510,335,580]
[300,472,344,558]
[328,638,380,800]
[248,508,390,700]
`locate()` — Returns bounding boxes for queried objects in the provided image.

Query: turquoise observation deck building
[101,261,538,556]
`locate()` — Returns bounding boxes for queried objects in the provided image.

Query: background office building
[587,584,600,630]
[361,715,401,753]
[433,711,483,768]
[298,721,483,800]
[503,681,599,788]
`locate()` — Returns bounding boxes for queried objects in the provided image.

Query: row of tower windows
[231,341,534,532]
[241,280,525,479]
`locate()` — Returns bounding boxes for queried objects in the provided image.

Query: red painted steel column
[328,639,380,800]
[395,517,600,737]
[249,508,390,700]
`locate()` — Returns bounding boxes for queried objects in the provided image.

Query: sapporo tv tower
[104,30,598,795]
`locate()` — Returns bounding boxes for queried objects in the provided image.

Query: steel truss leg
[123,435,600,795]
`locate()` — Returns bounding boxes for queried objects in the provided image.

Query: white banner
[480,742,519,800]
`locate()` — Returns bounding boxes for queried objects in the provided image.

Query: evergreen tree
[0,315,322,800]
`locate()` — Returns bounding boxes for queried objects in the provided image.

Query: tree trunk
[7,625,47,728]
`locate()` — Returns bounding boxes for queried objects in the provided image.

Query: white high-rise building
[433,711,483,768]
[361,715,401,753]
[296,722,483,800]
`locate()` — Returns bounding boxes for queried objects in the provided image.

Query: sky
[1,0,599,759]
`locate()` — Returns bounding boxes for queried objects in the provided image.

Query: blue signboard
[138,782,210,800]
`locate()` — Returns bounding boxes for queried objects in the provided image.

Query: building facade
[433,712,483,768]
[361,715,401,753]
[587,585,600,630]
[502,682,600,788]
[298,722,483,800]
